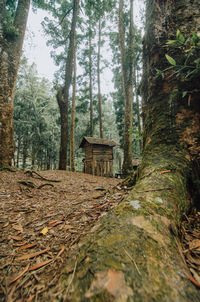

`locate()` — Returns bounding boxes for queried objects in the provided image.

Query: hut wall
[84,144,114,177]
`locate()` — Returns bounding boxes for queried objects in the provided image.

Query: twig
[123,248,141,276]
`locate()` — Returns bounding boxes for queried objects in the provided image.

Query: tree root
[24,170,61,182]
[1,165,17,172]
[37,183,54,189]
[18,181,35,188]
[18,181,54,190]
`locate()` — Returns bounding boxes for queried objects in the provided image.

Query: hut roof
[79,137,117,148]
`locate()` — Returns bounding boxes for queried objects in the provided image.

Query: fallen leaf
[55,245,65,259]
[47,221,63,227]
[9,263,30,284]
[8,235,23,241]
[190,268,200,284]
[13,241,28,247]
[64,225,74,230]
[21,243,37,250]
[186,272,200,288]
[29,259,53,271]
[85,269,133,299]
[12,224,23,233]
[92,194,104,199]
[26,295,35,302]
[17,248,49,261]
[159,170,171,174]
[189,239,200,250]
[40,227,48,235]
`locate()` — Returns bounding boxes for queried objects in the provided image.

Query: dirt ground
[1,170,200,301]
[0,170,124,301]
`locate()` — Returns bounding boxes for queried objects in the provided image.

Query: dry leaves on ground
[180,210,200,287]
[0,170,124,301]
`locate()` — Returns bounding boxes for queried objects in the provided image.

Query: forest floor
[0,170,126,302]
[1,170,200,301]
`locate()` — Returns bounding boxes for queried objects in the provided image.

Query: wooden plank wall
[84,144,114,177]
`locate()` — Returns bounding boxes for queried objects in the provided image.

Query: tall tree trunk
[44,0,200,301]
[119,0,134,175]
[0,0,31,168]
[16,137,21,168]
[118,0,127,107]
[97,18,103,139]
[0,0,6,37]
[135,68,142,152]
[70,40,77,172]
[57,87,68,170]
[58,0,79,170]
[89,16,94,137]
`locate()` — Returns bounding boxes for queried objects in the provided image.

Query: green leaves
[165,54,176,66]
[176,29,185,43]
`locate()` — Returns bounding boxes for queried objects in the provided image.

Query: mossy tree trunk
[0,0,30,169]
[45,0,200,301]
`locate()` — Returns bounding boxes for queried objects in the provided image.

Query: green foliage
[165,54,176,66]
[2,0,18,38]
[110,18,143,150]
[14,57,60,169]
[157,30,200,81]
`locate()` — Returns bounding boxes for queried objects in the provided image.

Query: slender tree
[0,0,31,168]
[97,18,104,138]
[88,12,94,137]
[70,39,77,172]
[57,0,80,170]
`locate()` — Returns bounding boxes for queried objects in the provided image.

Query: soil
[0,170,124,301]
[1,170,200,301]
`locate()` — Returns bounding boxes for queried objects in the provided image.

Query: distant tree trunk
[135,69,142,152]
[97,18,103,139]
[16,137,21,168]
[0,0,31,168]
[57,0,79,170]
[70,40,77,172]
[89,16,94,137]
[119,0,134,175]
[22,137,28,169]
[57,87,68,170]
[44,1,200,301]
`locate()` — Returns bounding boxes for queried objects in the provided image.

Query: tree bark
[57,87,68,170]
[44,0,200,301]
[89,15,94,137]
[0,0,6,37]
[135,68,142,152]
[0,0,31,168]
[119,0,134,175]
[97,18,103,139]
[58,0,79,170]
[70,40,77,172]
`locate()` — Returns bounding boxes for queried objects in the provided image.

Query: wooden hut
[79,137,117,177]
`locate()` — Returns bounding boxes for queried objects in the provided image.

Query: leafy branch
[156,30,200,99]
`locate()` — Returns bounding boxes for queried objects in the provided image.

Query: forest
[0,0,200,301]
